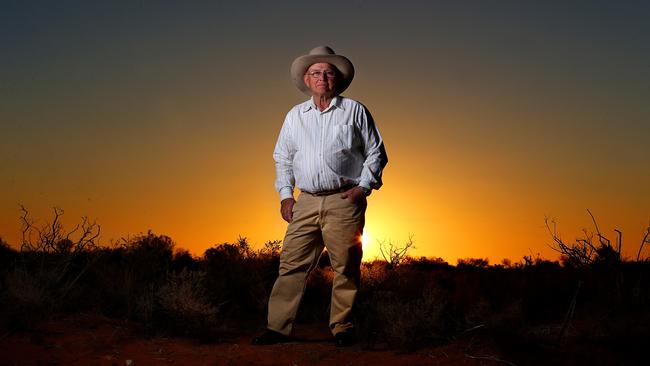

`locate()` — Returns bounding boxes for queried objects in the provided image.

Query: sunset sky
[2,1,649,263]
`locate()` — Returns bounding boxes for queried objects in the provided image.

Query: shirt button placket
[318,111,325,189]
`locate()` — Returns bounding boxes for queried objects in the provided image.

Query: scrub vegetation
[1,208,649,365]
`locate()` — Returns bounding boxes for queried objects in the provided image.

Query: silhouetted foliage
[546,210,632,269]
[378,234,415,267]
[457,257,490,269]
[171,249,198,272]
[261,239,282,257]
[0,237,17,270]
[1,212,650,366]
[19,205,100,254]
[201,237,278,323]
[402,256,450,271]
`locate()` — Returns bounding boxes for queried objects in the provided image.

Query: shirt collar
[301,96,344,113]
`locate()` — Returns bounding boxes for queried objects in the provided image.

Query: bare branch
[614,229,622,255]
[546,212,625,267]
[19,204,36,251]
[587,209,601,237]
[637,222,650,262]
[378,234,415,267]
[18,206,100,254]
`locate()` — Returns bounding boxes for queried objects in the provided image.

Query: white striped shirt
[273,96,388,201]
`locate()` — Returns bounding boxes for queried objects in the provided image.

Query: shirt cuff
[358,182,372,195]
[279,187,294,201]
[358,181,372,191]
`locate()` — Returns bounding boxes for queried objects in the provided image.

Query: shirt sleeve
[357,105,388,191]
[273,113,296,201]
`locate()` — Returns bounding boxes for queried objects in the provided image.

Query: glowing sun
[361,230,372,249]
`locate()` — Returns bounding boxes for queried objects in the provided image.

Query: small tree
[9,206,101,311]
[545,209,621,268]
[261,239,282,257]
[378,234,415,267]
[19,205,100,254]
[543,209,640,342]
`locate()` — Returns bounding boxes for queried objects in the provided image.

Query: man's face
[303,63,338,98]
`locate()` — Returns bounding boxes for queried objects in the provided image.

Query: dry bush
[404,256,450,271]
[157,269,220,335]
[1,207,100,327]
[544,211,650,341]
[545,210,631,268]
[114,232,175,320]
[356,262,452,350]
[378,234,415,267]
[134,283,156,327]
[457,257,490,268]
[361,260,390,287]
[490,298,525,329]
[260,239,282,258]
[0,238,16,267]
[1,267,52,331]
[4,267,49,310]
[171,249,199,272]
[19,206,99,254]
[369,286,447,350]
[202,238,278,321]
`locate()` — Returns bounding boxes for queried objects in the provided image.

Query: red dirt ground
[0,314,508,366]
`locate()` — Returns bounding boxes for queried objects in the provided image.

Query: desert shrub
[81,246,129,316]
[361,260,390,288]
[355,261,455,349]
[1,273,39,332]
[157,269,220,336]
[378,235,415,267]
[121,231,174,278]
[544,211,648,269]
[404,256,450,271]
[380,286,446,349]
[3,266,50,314]
[3,208,649,355]
[260,239,282,258]
[357,280,447,350]
[354,259,607,351]
[201,238,277,323]
[0,250,101,329]
[457,257,489,269]
[120,232,174,319]
[0,239,17,310]
[171,249,199,272]
[1,249,101,327]
[0,238,17,269]
[74,232,175,321]
[0,207,102,323]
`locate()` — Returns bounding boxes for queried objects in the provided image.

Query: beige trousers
[267,192,366,336]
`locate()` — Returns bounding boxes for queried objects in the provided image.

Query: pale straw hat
[290,46,355,95]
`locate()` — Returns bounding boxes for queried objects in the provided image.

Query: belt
[301,184,356,196]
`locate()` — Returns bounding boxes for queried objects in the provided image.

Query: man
[252,46,388,347]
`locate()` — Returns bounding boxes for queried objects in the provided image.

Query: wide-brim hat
[290,46,355,96]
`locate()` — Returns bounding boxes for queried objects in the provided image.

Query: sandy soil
[0,314,505,366]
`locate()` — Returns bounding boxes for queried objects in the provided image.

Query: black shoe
[334,330,355,347]
[251,329,290,345]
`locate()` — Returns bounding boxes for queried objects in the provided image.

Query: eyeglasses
[306,70,336,79]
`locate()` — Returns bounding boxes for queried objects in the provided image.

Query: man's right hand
[280,198,296,223]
